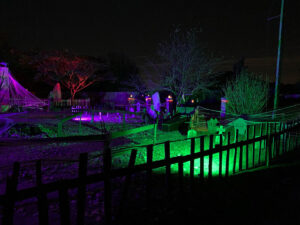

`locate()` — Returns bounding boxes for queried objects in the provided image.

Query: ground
[119,149,300,225]
[0,111,299,225]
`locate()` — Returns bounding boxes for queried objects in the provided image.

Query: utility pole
[273,0,285,119]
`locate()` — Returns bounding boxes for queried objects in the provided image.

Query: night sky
[1,0,299,84]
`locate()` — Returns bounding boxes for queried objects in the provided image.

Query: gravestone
[187,129,197,138]
[53,82,62,101]
[207,118,219,134]
[136,102,141,112]
[215,125,226,144]
[152,92,160,112]
[228,118,247,136]
[190,110,207,132]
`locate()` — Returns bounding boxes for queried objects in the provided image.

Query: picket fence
[0,119,300,225]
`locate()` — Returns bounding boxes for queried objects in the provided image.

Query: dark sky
[1,0,299,83]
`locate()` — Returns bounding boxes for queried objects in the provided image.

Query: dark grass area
[118,149,300,225]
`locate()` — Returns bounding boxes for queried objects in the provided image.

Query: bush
[223,70,269,115]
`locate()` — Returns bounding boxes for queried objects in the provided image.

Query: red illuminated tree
[35,53,100,100]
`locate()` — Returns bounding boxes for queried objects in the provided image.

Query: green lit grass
[131,134,269,178]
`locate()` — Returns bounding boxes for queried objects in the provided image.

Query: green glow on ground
[131,134,271,178]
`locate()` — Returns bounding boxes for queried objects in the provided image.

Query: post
[77,153,88,225]
[190,138,195,186]
[59,185,70,225]
[119,150,137,217]
[246,125,249,170]
[165,141,171,193]
[200,136,205,181]
[36,160,49,225]
[146,144,153,209]
[3,162,20,225]
[103,135,112,225]
[208,135,213,179]
[273,0,285,119]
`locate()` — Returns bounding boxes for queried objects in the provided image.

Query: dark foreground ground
[119,148,300,225]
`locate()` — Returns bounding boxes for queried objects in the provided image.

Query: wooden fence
[0,120,300,225]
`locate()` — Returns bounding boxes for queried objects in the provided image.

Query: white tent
[0,62,47,112]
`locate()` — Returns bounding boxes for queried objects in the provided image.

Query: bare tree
[157,27,220,104]
[223,70,269,115]
[33,51,104,101]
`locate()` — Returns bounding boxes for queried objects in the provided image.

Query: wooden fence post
[266,123,271,167]
[218,135,223,178]
[190,138,195,187]
[77,153,88,225]
[225,134,230,178]
[3,162,20,225]
[200,136,205,181]
[258,123,263,164]
[59,184,70,225]
[238,130,243,172]
[252,125,256,168]
[104,136,112,225]
[208,135,213,179]
[178,157,184,194]
[229,132,236,174]
[165,141,171,193]
[246,125,249,170]
[119,150,137,218]
[36,160,49,225]
[146,144,153,209]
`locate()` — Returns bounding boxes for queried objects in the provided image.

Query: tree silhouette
[35,52,101,100]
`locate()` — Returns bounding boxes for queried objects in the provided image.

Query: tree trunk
[71,92,76,106]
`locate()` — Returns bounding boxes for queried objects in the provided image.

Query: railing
[52,99,90,107]
[0,119,299,225]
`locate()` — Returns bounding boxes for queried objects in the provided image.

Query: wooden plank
[146,144,153,209]
[2,162,20,225]
[208,135,213,179]
[239,129,243,171]
[252,125,256,168]
[266,123,271,167]
[190,138,195,186]
[103,138,112,225]
[246,125,249,170]
[200,136,205,181]
[218,135,223,178]
[119,150,137,217]
[233,131,237,173]
[258,123,263,164]
[178,157,184,194]
[165,141,171,192]
[111,124,154,139]
[225,135,230,178]
[36,160,49,225]
[77,153,88,225]
[59,185,70,225]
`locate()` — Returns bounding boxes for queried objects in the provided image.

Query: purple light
[72,112,141,123]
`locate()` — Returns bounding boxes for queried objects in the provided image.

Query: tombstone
[187,129,197,138]
[190,108,207,132]
[228,118,248,142]
[215,125,226,145]
[136,102,141,112]
[152,92,160,112]
[53,82,62,101]
[207,118,219,134]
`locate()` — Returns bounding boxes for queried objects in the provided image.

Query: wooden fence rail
[0,120,300,225]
